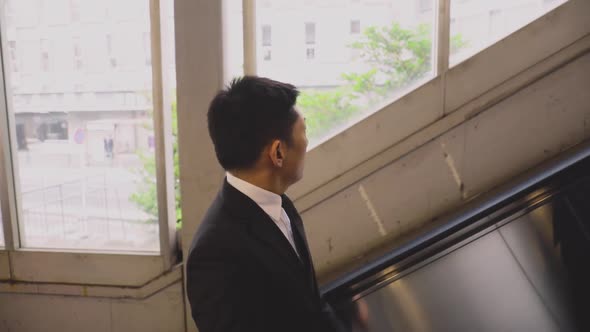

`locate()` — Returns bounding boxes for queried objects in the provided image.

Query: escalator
[321,142,590,332]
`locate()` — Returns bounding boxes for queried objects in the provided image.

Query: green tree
[130,100,182,229]
[297,87,360,141]
[301,23,466,141]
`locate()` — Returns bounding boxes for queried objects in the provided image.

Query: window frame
[240,0,578,205]
[0,0,178,285]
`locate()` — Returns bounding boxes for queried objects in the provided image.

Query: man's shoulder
[187,199,247,262]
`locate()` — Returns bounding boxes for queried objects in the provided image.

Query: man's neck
[229,169,287,195]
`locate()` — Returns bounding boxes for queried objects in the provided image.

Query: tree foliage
[301,23,466,141]
[130,100,182,229]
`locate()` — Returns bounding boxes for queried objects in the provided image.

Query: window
[263,49,272,61]
[72,37,83,71]
[7,41,18,72]
[306,47,315,60]
[255,1,436,146]
[305,22,316,45]
[106,34,117,68]
[0,0,161,252]
[40,39,51,72]
[143,31,152,66]
[350,20,360,34]
[109,31,146,71]
[450,0,568,66]
[224,0,244,82]
[262,25,272,46]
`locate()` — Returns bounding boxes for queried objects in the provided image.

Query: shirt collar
[226,172,283,222]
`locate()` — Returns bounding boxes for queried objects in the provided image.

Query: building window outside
[106,34,117,69]
[305,22,316,45]
[262,25,272,46]
[40,39,51,72]
[72,37,83,71]
[350,20,360,34]
[263,49,272,61]
[8,41,18,72]
[306,47,315,60]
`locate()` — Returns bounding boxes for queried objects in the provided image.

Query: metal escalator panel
[325,150,590,332]
[338,203,565,331]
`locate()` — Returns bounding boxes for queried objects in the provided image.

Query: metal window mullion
[0,13,22,253]
[242,0,257,75]
[149,0,177,271]
[436,0,451,116]
[436,0,451,75]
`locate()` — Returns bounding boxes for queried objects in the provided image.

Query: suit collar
[219,179,321,307]
[225,172,283,222]
[220,179,304,271]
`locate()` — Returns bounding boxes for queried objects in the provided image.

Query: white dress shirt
[226,172,299,257]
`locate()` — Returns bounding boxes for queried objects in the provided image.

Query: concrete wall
[302,51,590,281]
[0,281,185,332]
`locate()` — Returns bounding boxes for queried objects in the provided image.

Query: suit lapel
[286,206,311,269]
[220,180,308,287]
[247,210,305,277]
[283,197,321,300]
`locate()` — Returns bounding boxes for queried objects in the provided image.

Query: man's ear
[269,139,284,167]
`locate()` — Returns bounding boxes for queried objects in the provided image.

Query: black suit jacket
[187,179,344,332]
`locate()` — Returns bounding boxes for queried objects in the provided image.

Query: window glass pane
[256,0,436,146]
[224,0,244,83]
[1,0,159,252]
[450,0,568,66]
[262,25,272,47]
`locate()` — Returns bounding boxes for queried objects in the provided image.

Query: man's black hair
[207,76,300,170]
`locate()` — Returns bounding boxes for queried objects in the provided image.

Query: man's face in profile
[282,110,308,185]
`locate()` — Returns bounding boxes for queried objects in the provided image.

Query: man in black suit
[186,76,344,332]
